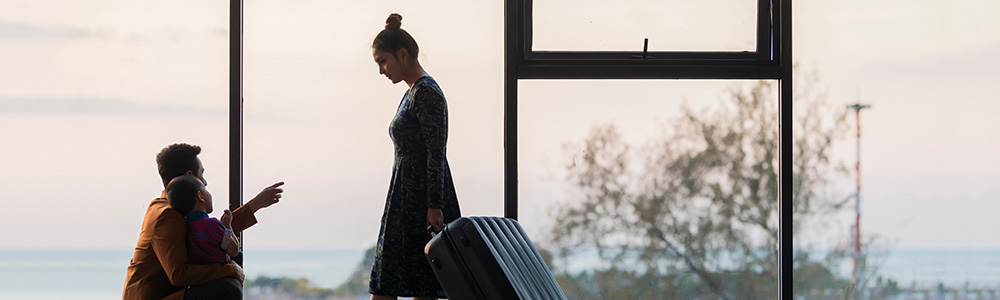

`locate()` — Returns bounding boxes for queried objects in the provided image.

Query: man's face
[193,157,207,186]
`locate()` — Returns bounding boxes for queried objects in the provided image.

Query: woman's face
[372,48,405,84]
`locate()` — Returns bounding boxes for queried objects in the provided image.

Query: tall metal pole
[848,103,870,300]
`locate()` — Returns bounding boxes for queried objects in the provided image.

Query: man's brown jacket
[122,192,256,300]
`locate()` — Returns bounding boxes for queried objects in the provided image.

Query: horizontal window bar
[516,65,782,80]
[527,50,766,61]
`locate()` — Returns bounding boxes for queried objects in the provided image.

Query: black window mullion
[504,0,525,220]
[522,0,533,58]
[778,1,792,299]
[757,0,773,60]
[228,0,244,266]
[772,0,783,62]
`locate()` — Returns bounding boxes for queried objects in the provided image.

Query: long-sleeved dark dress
[369,75,461,298]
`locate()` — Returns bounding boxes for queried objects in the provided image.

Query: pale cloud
[863,41,1000,81]
[0,21,91,40]
[0,20,227,43]
[0,98,225,116]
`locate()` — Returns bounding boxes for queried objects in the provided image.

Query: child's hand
[221,209,233,229]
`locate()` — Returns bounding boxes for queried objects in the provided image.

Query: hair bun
[385,13,402,30]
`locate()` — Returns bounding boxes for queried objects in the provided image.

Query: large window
[237,0,506,292]
[504,0,790,298]
[517,80,780,298]
[0,1,230,298]
[793,1,1000,299]
[1,0,791,298]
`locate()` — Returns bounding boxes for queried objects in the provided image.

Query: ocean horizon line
[0,248,372,252]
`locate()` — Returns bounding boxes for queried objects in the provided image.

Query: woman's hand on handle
[427,208,444,233]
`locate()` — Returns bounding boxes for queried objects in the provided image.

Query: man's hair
[166,175,203,214]
[156,143,201,188]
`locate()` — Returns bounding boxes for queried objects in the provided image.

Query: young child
[166,175,240,264]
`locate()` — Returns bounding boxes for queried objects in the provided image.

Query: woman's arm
[415,87,448,210]
[415,87,449,231]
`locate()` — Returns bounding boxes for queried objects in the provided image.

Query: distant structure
[847,102,870,300]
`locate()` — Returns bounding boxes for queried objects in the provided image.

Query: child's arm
[223,230,241,257]
[221,210,241,257]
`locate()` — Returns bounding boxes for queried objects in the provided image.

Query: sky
[1,0,1000,253]
[795,0,1000,250]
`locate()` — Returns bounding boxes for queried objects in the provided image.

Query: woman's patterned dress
[369,76,461,298]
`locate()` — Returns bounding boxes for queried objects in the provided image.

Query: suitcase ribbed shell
[425,216,568,300]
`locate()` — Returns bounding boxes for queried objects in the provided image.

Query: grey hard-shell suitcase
[423,216,568,300]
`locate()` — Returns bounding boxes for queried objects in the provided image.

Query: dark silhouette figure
[368,13,461,300]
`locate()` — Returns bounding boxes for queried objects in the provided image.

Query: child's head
[166,175,213,214]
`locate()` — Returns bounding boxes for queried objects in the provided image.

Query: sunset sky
[2,0,1000,252]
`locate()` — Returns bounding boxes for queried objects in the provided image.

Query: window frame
[515,0,780,80]
[228,0,791,295]
[503,0,792,298]
[229,0,244,266]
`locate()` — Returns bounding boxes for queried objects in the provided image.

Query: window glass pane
[0,0,229,297]
[242,0,504,295]
[518,79,779,298]
[794,1,1000,298]
[532,0,758,52]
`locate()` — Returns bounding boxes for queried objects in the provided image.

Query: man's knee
[185,277,243,300]
[217,278,242,300]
